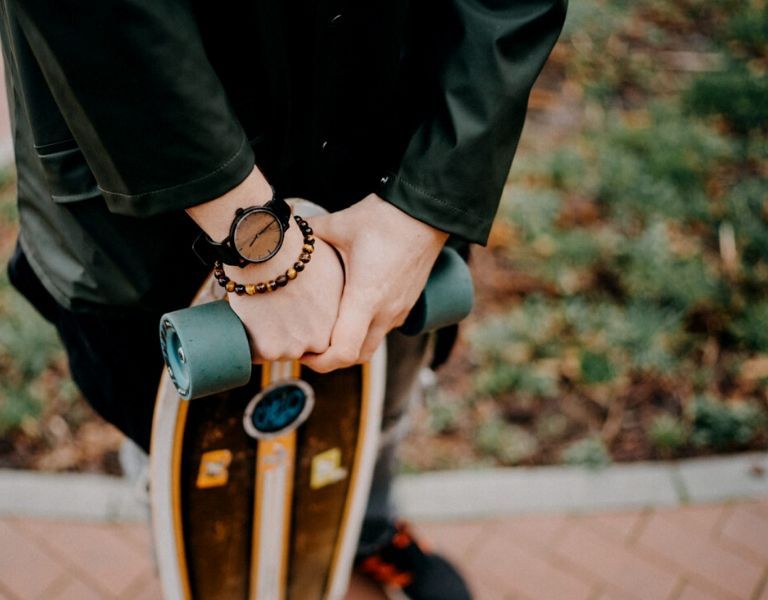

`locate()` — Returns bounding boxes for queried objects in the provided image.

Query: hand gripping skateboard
[150,202,474,600]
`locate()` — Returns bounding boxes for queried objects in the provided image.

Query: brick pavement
[1,498,767,600]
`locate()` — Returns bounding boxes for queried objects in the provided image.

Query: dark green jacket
[1,0,566,313]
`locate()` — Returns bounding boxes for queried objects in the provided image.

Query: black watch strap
[263,193,291,230]
[192,232,240,266]
[192,192,291,267]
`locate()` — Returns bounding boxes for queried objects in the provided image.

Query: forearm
[185,166,272,241]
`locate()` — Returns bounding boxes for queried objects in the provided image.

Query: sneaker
[355,521,472,600]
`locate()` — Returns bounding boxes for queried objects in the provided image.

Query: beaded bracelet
[214,215,315,295]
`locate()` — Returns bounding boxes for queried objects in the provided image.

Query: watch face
[233,208,284,263]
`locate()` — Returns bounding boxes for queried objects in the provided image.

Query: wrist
[186,165,273,241]
[369,193,449,250]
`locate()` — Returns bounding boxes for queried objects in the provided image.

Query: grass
[460,0,768,465]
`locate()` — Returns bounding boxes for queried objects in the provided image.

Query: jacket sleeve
[377,0,567,245]
[11,0,255,217]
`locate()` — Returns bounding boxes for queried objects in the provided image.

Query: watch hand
[248,222,274,247]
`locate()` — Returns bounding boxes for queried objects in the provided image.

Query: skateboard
[149,201,474,600]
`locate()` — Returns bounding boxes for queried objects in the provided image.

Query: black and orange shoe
[355,521,472,600]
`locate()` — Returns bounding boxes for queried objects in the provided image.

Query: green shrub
[616,221,722,310]
[595,106,731,224]
[728,300,768,353]
[562,435,612,469]
[689,396,767,449]
[475,418,539,465]
[580,351,616,384]
[724,1,768,57]
[426,393,464,435]
[648,413,688,457]
[723,178,768,269]
[685,67,768,133]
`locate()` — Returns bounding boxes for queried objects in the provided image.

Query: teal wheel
[159,301,252,400]
[399,246,474,336]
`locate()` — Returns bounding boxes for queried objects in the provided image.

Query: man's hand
[186,167,344,361]
[301,194,449,373]
[227,233,344,362]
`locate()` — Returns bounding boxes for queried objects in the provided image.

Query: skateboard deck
[151,273,386,600]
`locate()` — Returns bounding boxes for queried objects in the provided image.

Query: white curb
[0,452,765,523]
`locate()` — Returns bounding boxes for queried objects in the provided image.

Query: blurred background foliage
[400,0,768,471]
[0,184,122,472]
[0,0,766,472]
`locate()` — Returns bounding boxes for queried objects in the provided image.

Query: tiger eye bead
[286,268,298,280]
[299,253,311,263]
[294,261,305,272]
[245,284,257,295]
[225,281,236,293]
[303,244,315,254]
[305,235,315,245]
[302,226,313,236]
[267,280,278,292]
[234,284,246,295]
[256,283,268,294]
[276,275,288,287]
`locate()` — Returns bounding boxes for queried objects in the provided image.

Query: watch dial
[233,210,283,262]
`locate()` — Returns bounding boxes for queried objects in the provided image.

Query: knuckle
[259,348,280,362]
[307,338,330,355]
[287,344,305,360]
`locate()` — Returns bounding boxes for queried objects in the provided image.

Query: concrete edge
[0,452,765,523]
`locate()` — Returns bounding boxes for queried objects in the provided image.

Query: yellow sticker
[196,449,233,489]
[310,447,348,489]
